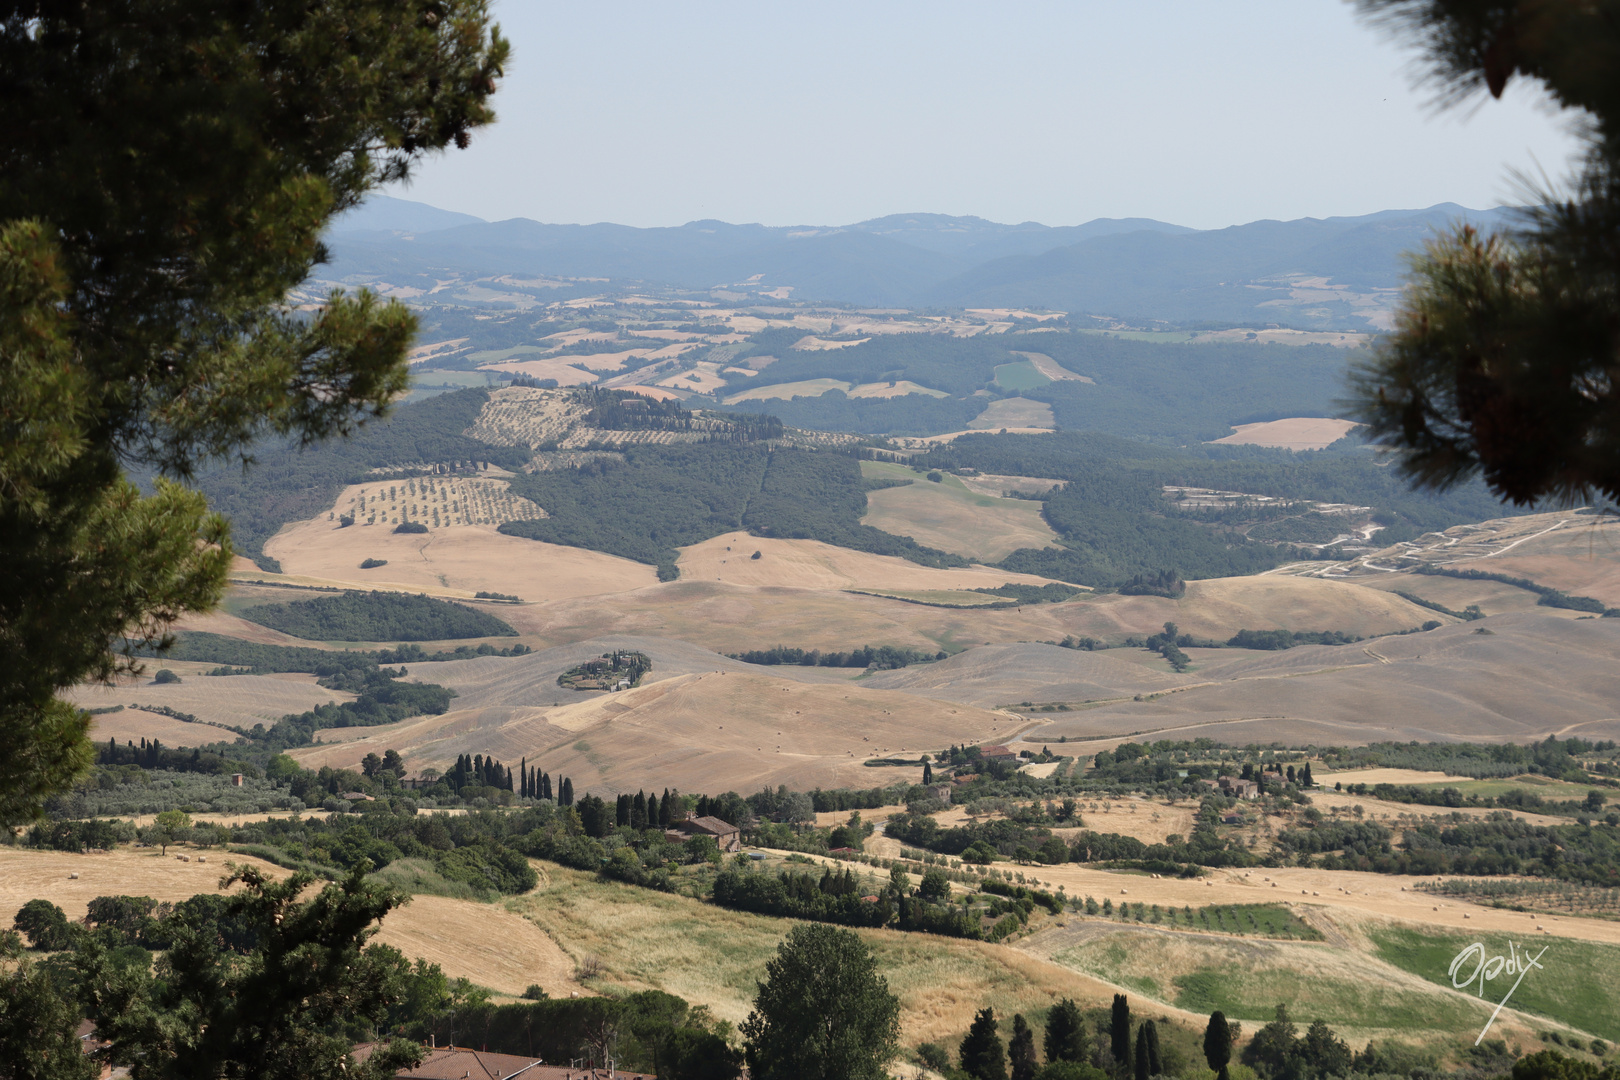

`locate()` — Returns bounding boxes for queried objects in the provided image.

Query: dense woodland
[239,591,518,642]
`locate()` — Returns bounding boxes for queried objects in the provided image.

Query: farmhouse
[978,745,1017,764]
[673,815,743,852]
[1216,776,1259,800]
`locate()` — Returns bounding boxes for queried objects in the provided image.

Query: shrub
[393,521,428,534]
[152,669,181,684]
[359,558,388,569]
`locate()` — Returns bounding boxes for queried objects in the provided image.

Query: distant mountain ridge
[325,196,1521,329]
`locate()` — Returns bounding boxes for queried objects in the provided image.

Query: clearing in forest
[859,461,1061,563]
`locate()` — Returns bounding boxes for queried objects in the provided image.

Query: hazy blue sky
[397,1,1583,230]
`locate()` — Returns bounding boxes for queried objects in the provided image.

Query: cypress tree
[646,792,659,828]
[1301,762,1314,787]
[1045,998,1088,1063]
[616,794,630,828]
[1009,1015,1037,1080]
[660,788,673,826]
[1144,1019,1161,1076]
[504,766,513,792]
[959,1007,1007,1080]
[1135,1025,1150,1080]
[560,777,573,806]
[542,773,552,801]
[520,757,527,798]
[1203,1011,1232,1075]
[633,790,647,829]
[1111,994,1131,1064]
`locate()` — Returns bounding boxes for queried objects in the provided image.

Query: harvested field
[722,378,848,404]
[1016,613,1620,748]
[956,473,1067,498]
[653,367,728,394]
[676,531,1057,592]
[1059,574,1443,641]
[847,380,950,399]
[0,847,291,924]
[67,673,353,732]
[790,335,869,351]
[288,664,1014,794]
[970,397,1055,431]
[860,461,1061,562]
[472,357,599,385]
[372,891,578,998]
[1211,418,1361,451]
[265,518,656,602]
[863,642,1184,708]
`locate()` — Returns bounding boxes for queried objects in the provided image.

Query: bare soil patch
[969,398,1056,430]
[676,531,1057,591]
[1212,418,1361,451]
[289,669,1013,795]
[265,519,656,603]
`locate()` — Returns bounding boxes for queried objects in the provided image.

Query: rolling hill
[324,196,1518,330]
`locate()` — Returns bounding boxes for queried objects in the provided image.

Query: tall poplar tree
[0,1,508,824]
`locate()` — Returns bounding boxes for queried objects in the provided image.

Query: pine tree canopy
[0,1,507,824]
[1348,1,1620,506]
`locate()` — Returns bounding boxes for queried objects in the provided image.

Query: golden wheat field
[265,518,656,602]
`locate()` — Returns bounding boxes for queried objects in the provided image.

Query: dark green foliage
[742,923,901,1080]
[13,899,75,952]
[394,520,429,534]
[503,444,968,569]
[661,1027,745,1080]
[240,590,516,642]
[1111,994,1131,1064]
[0,0,506,822]
[406,992,725,1076]
[1141,1019,1162,1077]
[1323,736,1614,780]
[972,583,1083,604]
[721,390,982,437]
[79,866,428,1080]
[502,444,765,566]
[557,651,651,691]
[1021,336,1354,442]
[886,812,1056,859]
[742,449,967,566]
[713,868,894,929]
[1010,1015,1038,1080]
[1119,570,1186,598]
[0,931,98,1079]
[728,644,941,669]
[359,558,388,569]
[960,1007,1008,1080]
[152,669,181,685]
[258,669,455,750]
[1204,1011,1233,1072]
[1045,998,1089,1063]
[192,390,528,569]
[1226,628,1361,650]
[920,430,1523,586]
[1413,565,1615,614]
[155,631,529,675]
